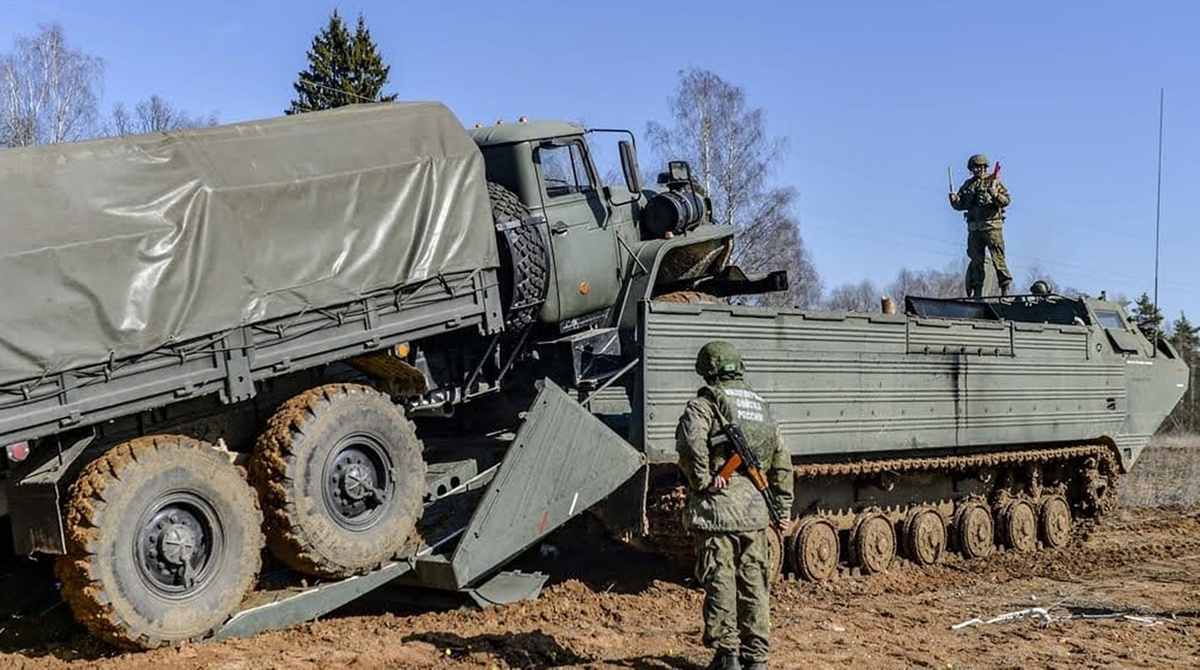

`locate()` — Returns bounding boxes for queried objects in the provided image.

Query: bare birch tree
[646,68,821,307]
[109,94,218,136]
[825,279,882,312]
[885,264,965,304]
[0,23,103,147]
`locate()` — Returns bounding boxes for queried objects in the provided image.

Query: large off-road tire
[249,383,426,578]
[54,435,263,649]
[489,182,549,331]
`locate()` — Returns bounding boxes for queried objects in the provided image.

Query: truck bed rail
[0,269,501,446]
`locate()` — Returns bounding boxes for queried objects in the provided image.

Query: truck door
[534,138,621,328]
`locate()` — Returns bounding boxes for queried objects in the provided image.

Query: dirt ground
[2,438,1198,669]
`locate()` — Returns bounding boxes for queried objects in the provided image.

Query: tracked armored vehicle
[632,292,1189,579]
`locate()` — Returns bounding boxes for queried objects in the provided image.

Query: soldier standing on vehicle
[949,153,1013,297]
[675,341,795,670]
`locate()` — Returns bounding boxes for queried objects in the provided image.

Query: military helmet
[695,340,744,379]
[968,154,989,168]
[1029,280,1053,296]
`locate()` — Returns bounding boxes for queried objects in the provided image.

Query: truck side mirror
[619,140,642,195]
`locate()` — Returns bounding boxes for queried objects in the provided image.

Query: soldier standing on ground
[949,154,1013,297]
[675,341,795,670]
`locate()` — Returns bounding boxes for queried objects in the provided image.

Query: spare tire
[489,182,550,330]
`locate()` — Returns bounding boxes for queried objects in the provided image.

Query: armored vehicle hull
[634,293,1188,578]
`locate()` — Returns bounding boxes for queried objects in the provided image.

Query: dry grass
[1118,433,1200,509]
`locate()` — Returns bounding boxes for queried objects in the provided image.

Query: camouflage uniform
[951,156,1012,297]
[675,342,794,668]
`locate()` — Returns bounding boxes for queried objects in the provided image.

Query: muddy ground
[1,438,1198,669]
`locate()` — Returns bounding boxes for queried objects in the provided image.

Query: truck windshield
[537,141,594,197]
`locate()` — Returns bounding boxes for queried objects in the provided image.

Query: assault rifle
[712,420,787,526]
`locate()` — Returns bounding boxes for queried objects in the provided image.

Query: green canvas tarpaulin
[0,102,497,385]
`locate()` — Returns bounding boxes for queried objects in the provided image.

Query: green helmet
[695,340,744,379]
[1029,280,1052,296]
[968,154,989,168]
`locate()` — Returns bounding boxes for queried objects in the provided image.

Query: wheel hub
[324,439,392,530]
[136,498,216,594]
[340,462,375,501]
[159,519,199,566]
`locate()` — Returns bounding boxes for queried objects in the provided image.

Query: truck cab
[469,118,787,340]
[470,119,639,329]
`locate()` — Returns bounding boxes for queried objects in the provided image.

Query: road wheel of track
[1000,499,1037,552]
[766,524,785,584]
[249,383,426,577]
[54,435,262,649]
[903,508,947,566]
[850,512,895,575]
[790,518,839,581]
[1038,495,1073,548]
[955,502,994,559]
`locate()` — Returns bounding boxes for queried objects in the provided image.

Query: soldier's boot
[1000,282,1011,297]
[708,651,742,670]
[741,659,768,670]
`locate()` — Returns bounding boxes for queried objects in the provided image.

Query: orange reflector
[394,342,411,358]
[579,282,590,295]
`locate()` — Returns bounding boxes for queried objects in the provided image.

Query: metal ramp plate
[465,570,548,607]
[214,559,415,640]
[446,379,644,588]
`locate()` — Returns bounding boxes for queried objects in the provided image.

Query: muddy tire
[249,384,426,578]
[490,182,549,330]
[55,436,262,649]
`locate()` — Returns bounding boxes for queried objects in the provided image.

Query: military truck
[0,101,1187,649]
[0,101,781,649]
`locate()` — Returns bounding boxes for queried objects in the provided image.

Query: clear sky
[4,0,1198,326]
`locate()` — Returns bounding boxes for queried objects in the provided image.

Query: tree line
[3,12,1195,434]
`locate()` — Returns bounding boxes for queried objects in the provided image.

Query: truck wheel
[489,182,549,330]
[54,435,262,649]
[249,384,426,577]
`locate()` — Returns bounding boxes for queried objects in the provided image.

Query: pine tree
[1170,313,1199,365]
[1167,312,1199,433]
[1130,293,1164,338]
[287,11,396,114]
